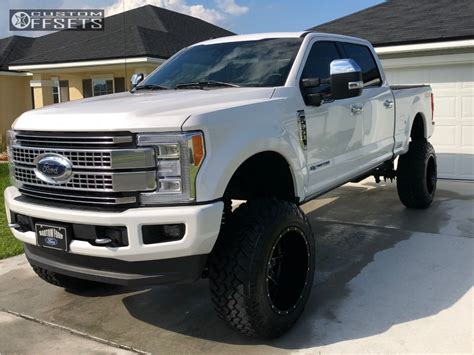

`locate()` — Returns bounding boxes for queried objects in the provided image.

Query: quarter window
[341,43,381,86]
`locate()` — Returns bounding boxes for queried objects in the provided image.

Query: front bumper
[24,243,208,286]
[4,186,224,263]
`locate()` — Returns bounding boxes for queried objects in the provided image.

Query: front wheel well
[223,152,297,202]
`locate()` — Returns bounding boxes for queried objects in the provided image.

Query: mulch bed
[0,152,7,162]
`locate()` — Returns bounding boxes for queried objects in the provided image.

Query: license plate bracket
[35,223,70,252]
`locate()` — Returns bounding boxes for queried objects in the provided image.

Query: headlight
[137,132,205,204]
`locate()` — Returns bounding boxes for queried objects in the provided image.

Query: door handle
[351,104,363,114]
[384,100,394,109]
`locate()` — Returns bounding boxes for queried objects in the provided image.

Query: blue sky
[210,0,384,34]
[1,0,384,39]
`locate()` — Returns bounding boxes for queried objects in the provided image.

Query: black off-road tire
[32,265,102,291]
[208,198,315,338]
[397,140,437,209]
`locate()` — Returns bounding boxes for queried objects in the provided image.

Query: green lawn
[0,164,23,259]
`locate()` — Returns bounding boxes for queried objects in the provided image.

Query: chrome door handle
[351,104,363,114]
[384,100,394,108]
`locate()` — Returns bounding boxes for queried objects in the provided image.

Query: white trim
[375,39,474,54]
[381,52,474,69]
[9,57,165,71]
[0,71,32,77]
[29,79,54,88]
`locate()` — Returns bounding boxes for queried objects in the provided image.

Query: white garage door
[384,61,474,180]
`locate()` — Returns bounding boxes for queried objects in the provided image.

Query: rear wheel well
[411,114,425,141]
[224,152,296,202]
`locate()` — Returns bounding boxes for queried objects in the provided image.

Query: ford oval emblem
[34,153,73,184]
[44,237,59,246]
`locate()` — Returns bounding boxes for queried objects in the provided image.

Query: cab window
[301,41,341,94]
[341,43,382,87]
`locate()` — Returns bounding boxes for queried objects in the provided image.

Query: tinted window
[139,38,303,88]
[341,43,381,86]
[301,41,340,94]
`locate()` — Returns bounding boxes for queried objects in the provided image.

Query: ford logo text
[44,237,59,246]
[34,153,73,184]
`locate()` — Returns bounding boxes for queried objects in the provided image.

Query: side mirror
[330,59,363,100]
[300,77,330,107]
[130,73,144,89]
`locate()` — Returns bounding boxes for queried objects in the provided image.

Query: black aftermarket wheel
[208,198,315,338]
[397,140,437,209]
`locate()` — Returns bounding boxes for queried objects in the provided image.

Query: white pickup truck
[5,32,436,338]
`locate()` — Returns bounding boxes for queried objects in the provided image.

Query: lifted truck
[5,32,436,338]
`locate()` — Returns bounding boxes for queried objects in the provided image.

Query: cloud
[215,0,248,16]
[105,0,248,25]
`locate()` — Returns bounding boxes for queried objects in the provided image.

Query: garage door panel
[431,126,457,147]
[436,153,457,177]
[461,97,472,118]
[461,126,473,147]
[384,61,473,180]
[435,96,457,118]
[459,155,474,178]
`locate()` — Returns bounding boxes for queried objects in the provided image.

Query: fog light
[142,224,185,244]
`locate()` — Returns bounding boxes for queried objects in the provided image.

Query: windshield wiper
[175,80,240,90]
[133,84,169,91]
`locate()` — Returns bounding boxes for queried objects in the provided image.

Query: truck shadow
[121,182,473,350]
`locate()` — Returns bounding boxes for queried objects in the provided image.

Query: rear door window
[341,43,382,87]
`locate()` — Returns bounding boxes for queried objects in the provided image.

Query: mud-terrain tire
[397,140,437,209]
[208,198,315,338]
[32,265,102,291]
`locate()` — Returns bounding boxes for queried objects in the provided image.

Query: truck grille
[10,131,157,206]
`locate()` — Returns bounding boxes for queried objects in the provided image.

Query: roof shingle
[5,5,234,67]
[309,0,474,47]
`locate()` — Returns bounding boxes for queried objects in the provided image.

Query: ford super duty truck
[4,32,436,338]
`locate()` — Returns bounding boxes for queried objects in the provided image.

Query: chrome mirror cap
[130,73,144,89]
[330,59,362,75]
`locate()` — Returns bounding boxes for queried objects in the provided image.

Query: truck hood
[13,87,275,132]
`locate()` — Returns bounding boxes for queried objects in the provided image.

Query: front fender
[182,99,306,202]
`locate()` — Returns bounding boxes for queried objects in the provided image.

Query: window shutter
[114,77,125,93]
[82,79,92,98]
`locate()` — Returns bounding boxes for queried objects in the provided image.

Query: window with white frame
[52,77,70,104]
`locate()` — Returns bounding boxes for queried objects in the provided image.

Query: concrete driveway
[0,179,472,354]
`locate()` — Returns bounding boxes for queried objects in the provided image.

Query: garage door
[384,62,474,180]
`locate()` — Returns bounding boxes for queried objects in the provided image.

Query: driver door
[300,41,365,196]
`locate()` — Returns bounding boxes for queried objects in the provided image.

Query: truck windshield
[137,38,303,89]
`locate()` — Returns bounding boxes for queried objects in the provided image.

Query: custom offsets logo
[10,9,104,31]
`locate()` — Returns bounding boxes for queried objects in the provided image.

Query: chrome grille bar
[14,166,157,192]
[15,133,133,146]
[11,146,155,170]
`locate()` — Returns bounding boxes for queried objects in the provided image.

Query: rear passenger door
[340,42,395,168]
